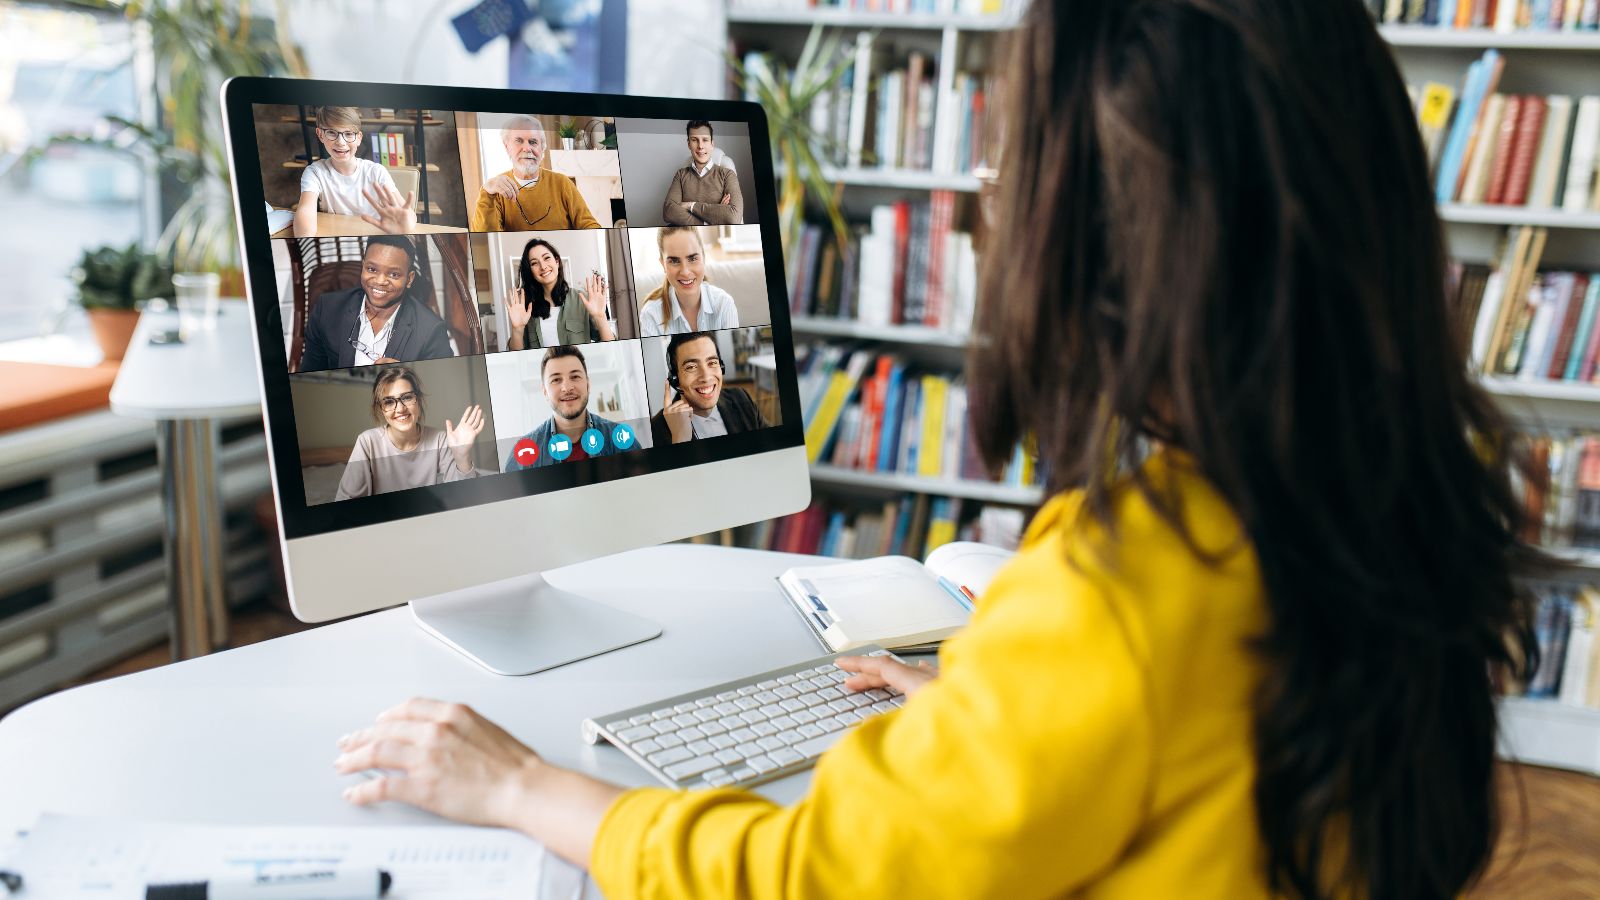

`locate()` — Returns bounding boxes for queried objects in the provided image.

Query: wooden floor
[83,602,1600,898]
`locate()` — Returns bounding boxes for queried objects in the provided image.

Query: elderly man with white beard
[472,115,601,231]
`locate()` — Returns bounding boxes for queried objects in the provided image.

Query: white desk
[0,546,869,886]
[109,302,262,660]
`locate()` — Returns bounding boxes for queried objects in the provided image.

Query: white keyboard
[582,647,905,790]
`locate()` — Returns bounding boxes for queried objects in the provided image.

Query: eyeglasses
[380,392,419,411]
[320,129,361,144]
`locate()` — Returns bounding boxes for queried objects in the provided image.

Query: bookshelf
[1386,24,1600,772]
[730,2,1034,551]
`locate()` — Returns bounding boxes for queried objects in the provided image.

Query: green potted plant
[73,243,173,362]
[557,119,581,151]
[728,25,859,254]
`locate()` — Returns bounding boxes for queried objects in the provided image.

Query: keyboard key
[818,718,844,733]
[773,685,800,699]
[819,687,844,701]
[738,710,767,725]
[827,699,855,713]
[753,690,780,704]
[756,679,781,690]
[716,691,738,701]
[835,711,862,726]
[664,755,720,781]
[675,703,698,714]
[729,727,757,743]
[699,721,727,737]
[714,702,740,715]
[617,725,657,742]
[865,689,890,702]
[648,746,693,766]
[704,772,735,788]
[890,697,906,708]
[768,715,797,731]
[695,697,718,707]
[791,709,819,725]
[769,748,803,766]
[796,729,848,759]
[734,698,761,711]
[829,671,851,684]
[746,754,778,773]
[751,722,779,737]
[709,734,737,750]
[848,694,874,709]
[714,748,744,765]
[652,708,676,720]
[629,714,653,726]
[756,736,786,751]
[777,674,800,684]
[687,740,716,755]
[808,676,834,689]
[734,742,764,758]
[673,714,700,728]
[729,766,759,782]
[736,686,760,696]
[857,705,883,719]
[885,686,904,697]
[633,738,662,754]
[801,694,828,708]
[871,700,897,714]
[650,721,677,736]
[693,708,720,722]
[657,733,686,749]
[759,703,786,719]
[778,698,807,713]
[797,723,824,739]
[720,716,746,731]
[678,725,707,741]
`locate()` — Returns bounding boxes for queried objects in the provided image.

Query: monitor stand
[409,573,662,676]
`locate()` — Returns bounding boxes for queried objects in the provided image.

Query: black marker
[145,867,391,899]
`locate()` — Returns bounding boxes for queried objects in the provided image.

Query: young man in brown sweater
[662,120,744,226]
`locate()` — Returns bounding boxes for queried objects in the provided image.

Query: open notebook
[777,542,1014,653]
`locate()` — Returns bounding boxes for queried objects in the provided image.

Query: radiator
[0,409,274,713]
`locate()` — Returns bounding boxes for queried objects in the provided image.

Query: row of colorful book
[1518,582,1600,710]
[737,38,999,175]
[788,194,978,332]
[710,493,1027,562]
[1417,52,1600,211]
[1371,0,1600,29]
[731,0,1017,17]
[1461,227,1600,380]
[797,343,1041,487]
[1514,430,1600,550]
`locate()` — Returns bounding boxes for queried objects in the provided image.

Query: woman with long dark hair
[504,236,616,349]
[333,1,1539,896]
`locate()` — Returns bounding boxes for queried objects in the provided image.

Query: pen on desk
[937,576,973,612]
[144,867,392,900]
[0,870,21,894]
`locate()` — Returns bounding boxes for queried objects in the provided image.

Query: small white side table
[109,301,261,660]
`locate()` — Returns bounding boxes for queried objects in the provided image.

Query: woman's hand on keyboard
[835,654,939,698]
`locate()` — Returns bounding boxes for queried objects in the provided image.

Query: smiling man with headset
[650,331,767,446]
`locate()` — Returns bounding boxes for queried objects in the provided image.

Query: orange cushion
[0,361,121,433]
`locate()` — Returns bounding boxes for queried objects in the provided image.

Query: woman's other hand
[335,698,541,829]
[835,654,939,698]
[445,405,485,472]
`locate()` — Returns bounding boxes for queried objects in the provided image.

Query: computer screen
[223,80,809,672]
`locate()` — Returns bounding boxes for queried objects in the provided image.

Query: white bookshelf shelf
[1438,204,1600,229]
[1379,25,1600,50]
[809,464,1043,505]
[1499,696,1600,775]
[1543,545,1600,569]
[728,7,1018,31]
[791,316,970,347]
[1480,377,1600,425]
[776,163,983,192]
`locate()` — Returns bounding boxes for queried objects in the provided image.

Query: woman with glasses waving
[293,105,417,238]
[334,366,485,501]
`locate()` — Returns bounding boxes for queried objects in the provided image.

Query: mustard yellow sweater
[592,451,1274,898]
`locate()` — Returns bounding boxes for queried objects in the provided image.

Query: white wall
[614,118,758,228]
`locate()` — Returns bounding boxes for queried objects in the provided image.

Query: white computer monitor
[221,79,808,675]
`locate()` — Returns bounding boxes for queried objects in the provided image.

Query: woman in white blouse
[334,367,485,500]
[638,226,741,337]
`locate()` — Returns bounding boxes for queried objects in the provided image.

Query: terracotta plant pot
[87,308,142,362]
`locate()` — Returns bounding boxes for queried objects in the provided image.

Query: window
[0,4,149,344]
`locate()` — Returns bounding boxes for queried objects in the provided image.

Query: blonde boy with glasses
[293,106,417,237]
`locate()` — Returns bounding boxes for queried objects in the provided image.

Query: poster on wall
[452,0,628,94]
